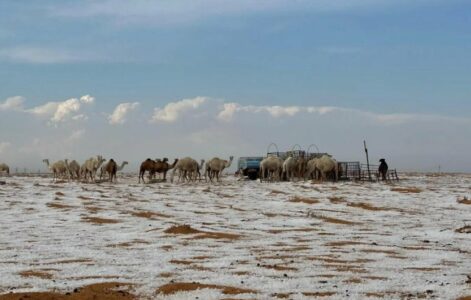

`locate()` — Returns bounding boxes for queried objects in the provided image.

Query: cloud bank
[0,95,470,173]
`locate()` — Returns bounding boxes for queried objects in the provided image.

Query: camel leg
[139,171,145,184]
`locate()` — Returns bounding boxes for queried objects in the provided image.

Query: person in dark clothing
[378,158,388,181]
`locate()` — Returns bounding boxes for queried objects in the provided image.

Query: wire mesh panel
[338,162,361,180]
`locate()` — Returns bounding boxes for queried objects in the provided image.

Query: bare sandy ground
[0,173,470,299]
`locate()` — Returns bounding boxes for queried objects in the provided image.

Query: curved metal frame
[266,143,279,156]
[307,144,320,155]
[291,144,302,152]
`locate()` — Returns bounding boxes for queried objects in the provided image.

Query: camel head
[169,158,179,169]
[123,161,129,165]
[42,159,50,166]
[225,156,234,168]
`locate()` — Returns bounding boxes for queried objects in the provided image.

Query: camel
[0,163,9,175]
[315,155,339,182]
[305,158,319,180]
[139,158,155,183]
[171,157,204,183]
[259,156,283,182]
[81,155,106,182]
[43,159,67,181]
[206,156,234,182]
[282,156,298,181]
[153,158,178,181]
[64,159,81,180]
[102,159,118,182]
[100,160,128,180]
[297,155,307,179]
[184,159,205,182]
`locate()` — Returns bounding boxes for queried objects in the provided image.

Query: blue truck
[237,156,264,180]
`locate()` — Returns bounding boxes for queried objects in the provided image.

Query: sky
[0,0,470,173]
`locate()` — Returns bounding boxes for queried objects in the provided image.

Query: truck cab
[237,157,264,180]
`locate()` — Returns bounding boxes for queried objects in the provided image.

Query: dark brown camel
[139,158,156,183]
[104,159,118,182]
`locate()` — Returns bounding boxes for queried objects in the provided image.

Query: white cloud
[27,95,94,124]
[214,102,471,126]
[217,103,336,120]
[51,98,81,122]
[151,97,207,123]
[50,0,438,27]
[0,46,94,64]
[307,106,338,114]
[72,114,88,121]
[0,142,11,154]
[0,96,25,111]
[217,102,241,122]
[264,105,301,117]
[108,102,139,125]
[80,95,95,104]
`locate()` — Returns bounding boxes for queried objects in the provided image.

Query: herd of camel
[0,153,340,184]
[0,156,235,184]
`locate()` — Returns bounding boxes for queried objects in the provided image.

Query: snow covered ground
[0,173,470,299]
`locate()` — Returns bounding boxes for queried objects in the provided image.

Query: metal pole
[364,140,372,181]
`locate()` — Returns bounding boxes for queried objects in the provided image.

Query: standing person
[378,158,388,181]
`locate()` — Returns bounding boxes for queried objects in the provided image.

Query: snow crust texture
[0,174,470,299]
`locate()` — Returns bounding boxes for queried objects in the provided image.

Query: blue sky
[0,0,470,172]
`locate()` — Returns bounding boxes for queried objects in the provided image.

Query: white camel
[305,158,320,180]
[0,163,9,175]
[282,156,298,181]
[260,156,283,182]
[65,159,81,180]
[171,158,204,183]
[81,155,106,182]
[315,155,339,182]
[206,156,234,182]
[43,159,67,181]
[187,159,205,182]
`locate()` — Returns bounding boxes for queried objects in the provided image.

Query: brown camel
[153,158,178,181]
[139,158,155,183]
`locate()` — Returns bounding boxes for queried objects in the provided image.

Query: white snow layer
[0,173,470,299]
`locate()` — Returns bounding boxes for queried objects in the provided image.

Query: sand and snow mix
[0,174,470,299]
